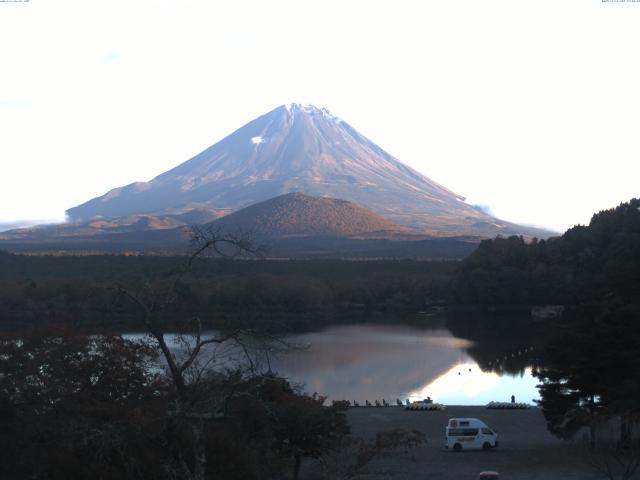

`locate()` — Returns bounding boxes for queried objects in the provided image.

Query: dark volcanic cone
[210,192,413,238]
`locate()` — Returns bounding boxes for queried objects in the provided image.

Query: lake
[267,323,540,405]
[132,322,541,406]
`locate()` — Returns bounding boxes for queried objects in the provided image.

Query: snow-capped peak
[283,103,342,123]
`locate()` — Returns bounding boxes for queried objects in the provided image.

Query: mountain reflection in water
[268,324,540,405]
[126,322,540,405]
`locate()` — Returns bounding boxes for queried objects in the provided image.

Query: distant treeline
[0,234,478,259]
[450,198,640,307]
[0,253,457,331]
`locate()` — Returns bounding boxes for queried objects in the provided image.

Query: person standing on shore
[511,394,515,403]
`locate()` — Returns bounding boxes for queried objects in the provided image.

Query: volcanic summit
[67,104,551,237]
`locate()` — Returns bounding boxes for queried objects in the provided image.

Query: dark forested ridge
[0,253,456,331]
[0,228,479,259]
[450,198,640,307]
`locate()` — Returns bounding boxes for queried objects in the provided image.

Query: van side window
[481,428,494,435]
[459,421,470,427]
[448,428,479,436]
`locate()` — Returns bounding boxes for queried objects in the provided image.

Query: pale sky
[1,0,638,232]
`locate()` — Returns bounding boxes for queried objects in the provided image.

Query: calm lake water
[130,322,540,406]
[268,323,539,405]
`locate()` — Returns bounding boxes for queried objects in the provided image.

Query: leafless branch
[187,225,266,262]
[177,330,242,375]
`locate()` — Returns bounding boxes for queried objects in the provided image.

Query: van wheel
[453,443,462,452]
[482,442,492,451]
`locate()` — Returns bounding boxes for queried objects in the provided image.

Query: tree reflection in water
[445,310,552,376]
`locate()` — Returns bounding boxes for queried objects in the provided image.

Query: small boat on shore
[486,401,531,409]
[405,401,446,411]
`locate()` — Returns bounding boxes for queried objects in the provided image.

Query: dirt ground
[340,406,605,480]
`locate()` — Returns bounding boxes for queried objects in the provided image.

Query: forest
[449,199,640,476]
[450,198,640,308]
[0,252,456,332]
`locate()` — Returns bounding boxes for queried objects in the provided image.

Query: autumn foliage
[0,328,349,480]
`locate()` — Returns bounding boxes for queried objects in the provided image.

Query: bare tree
[117,226,275,480]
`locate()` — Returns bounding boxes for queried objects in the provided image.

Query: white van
[444,418,498,452]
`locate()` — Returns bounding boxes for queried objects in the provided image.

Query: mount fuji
[66,104,551,238]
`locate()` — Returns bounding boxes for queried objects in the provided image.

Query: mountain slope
[0,194,479,258]
[0,208,226,241]
[67,104,554,237]
[209,192,412,238]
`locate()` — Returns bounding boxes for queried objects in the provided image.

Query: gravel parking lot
[344,406,604,480]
